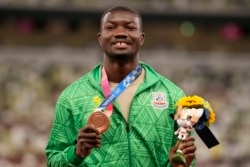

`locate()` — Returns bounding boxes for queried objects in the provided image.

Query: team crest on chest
[151,92,168,109]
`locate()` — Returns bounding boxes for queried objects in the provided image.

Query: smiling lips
[113,42,129,48]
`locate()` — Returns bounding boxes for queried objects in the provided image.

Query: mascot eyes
[187,115,192,121]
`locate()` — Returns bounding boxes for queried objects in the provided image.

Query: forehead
[102,10,140,25]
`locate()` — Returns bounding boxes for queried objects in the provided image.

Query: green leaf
[172,150,186,166]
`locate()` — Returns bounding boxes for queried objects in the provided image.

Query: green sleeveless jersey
[46,62,195,167]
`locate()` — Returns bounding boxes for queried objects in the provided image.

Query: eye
[127,25,136,31]
[187,115,192,121]
[104,24,115,30]
[106,26,114,30]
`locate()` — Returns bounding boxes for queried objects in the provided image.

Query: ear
[139,33,145,46]
[98,33,103,46]
[195,108,204,118]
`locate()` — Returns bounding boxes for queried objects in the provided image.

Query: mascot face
[176,107,204,128]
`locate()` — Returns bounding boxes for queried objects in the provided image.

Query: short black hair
[100,5,143,31]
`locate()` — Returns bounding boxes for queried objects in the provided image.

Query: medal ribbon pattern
[96,64,142,114]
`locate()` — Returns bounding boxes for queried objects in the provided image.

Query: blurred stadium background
[0,0,250,167]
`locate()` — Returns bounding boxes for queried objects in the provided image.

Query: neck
[103,60,139,83]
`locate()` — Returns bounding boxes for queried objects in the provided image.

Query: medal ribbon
[100,66,113,117]
[96,64,142,117]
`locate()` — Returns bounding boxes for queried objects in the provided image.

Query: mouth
[112,41,130,49]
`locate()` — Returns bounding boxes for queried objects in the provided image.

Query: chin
[107,52,134,60]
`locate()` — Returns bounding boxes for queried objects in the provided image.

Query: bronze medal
[88,111,110,133]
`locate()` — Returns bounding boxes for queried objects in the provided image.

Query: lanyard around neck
[96,65,142,117]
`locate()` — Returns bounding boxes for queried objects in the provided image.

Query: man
[46,5,196,167]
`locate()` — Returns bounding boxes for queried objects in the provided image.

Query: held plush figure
[174,107,204,140]
[172,95,219,166]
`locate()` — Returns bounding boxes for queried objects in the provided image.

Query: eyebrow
[104,20,136,25]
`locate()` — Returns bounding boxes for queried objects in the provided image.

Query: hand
[169,136,197,167]
[75,125,102,158]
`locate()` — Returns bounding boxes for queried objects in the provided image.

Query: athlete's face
[98,10,144,59]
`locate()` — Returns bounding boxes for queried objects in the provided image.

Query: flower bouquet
[172,95,218,166]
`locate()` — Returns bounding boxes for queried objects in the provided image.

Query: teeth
[114,42,128,47]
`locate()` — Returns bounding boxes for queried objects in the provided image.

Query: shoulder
[59,64,102,99]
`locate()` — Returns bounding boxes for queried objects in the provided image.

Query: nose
[114,27,127,38]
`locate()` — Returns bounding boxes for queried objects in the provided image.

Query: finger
[180,136,195,149]
[81,125,101,134]
[182,141,195,149]
[78,132,102,140]
[78,138,101,147]
[183,136,195,142]
[183,145,196,155]
[179,140,196,154]
[181,141,196,155]
[78,127,102,139]
[81,141,98,149]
